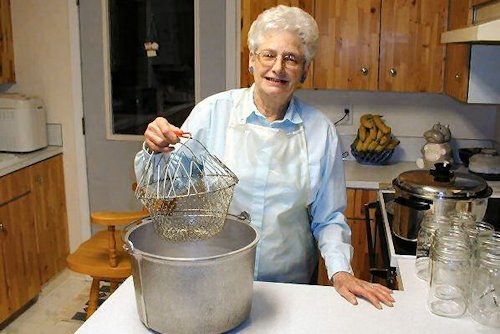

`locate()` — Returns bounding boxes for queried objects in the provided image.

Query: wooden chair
[67,210,148,319]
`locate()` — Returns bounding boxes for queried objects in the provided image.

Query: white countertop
[75,258,497,334]
[0,146,63,177]
[344,160,418,189]
[344,160,500,196]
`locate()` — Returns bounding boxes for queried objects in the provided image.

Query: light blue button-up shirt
[135,86,353,281]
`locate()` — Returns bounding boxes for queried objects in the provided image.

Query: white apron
[223,89,316,283]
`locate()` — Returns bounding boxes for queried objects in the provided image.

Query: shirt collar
[242,84,303,127]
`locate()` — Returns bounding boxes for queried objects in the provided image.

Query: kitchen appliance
[0,93,47,152]
[468,148,500,181]
[391,163,492,242]
[123,213,259,334]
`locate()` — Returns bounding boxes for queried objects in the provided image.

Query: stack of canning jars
[416,210,499,328]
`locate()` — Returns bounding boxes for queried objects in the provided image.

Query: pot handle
[122,216,149,253]
[394,197,431,211]
[229,211,251,222]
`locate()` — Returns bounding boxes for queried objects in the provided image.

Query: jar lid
[392,163,492,200]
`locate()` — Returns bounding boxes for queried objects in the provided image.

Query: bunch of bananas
[353,114,399,153]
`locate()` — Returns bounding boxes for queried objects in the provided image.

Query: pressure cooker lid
[392,163,492,200]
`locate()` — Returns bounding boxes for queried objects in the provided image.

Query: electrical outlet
[336,105,353,126]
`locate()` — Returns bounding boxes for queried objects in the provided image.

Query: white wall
[5,0,89,251]
[296,90,498,140]
[496,107,500,150]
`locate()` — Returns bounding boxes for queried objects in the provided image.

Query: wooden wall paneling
[379,0,448,92]
[30,155,69,285]
[240,0,314,88]
[0,0,15,84]
[314,0,380,90]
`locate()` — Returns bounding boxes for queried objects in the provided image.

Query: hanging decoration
[144,14,159,57]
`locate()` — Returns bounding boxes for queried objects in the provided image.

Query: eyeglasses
[254,50,305,69]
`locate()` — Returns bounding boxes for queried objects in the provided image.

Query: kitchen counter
[0,146,63,177]
[75,258,497,334]
[344,160,500,196]
[344,160,417,189]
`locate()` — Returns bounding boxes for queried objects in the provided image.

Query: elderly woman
[136,5,394,309]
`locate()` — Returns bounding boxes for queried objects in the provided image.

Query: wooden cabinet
[344,188,377,281]
[314,0,380,90]
[316,188,377,285]
[0,155,69,323]
[314,0,448,92]
[0,169,41,323]
[30,155,69,285]
[444,0,473,102]
[241,0,448,93]
[0,0,15,84]
[444,0,500,103]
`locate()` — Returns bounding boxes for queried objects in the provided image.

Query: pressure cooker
[391,163,492,242]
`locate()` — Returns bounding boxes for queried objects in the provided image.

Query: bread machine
[0,93,47,152]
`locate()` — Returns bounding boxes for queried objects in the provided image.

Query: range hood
[441,19,500,43]
[441,1,500,44]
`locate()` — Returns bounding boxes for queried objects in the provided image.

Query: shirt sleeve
[310,124,353,281]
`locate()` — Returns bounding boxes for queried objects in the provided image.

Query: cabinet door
[379,0,447,92]
[314,0,380,90]
[317,188,377,284]
[30,155,69,285]
[0,170,40,323]
[0,0,15,84]
[444,0,473,102]
[240,0,314,88]
[345,189,377,281]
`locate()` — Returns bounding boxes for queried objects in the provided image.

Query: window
[108,0,195,135]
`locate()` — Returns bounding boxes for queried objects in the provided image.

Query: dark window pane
[109,0,195,135]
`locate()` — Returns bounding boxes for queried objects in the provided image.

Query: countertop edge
[0,146,64,177]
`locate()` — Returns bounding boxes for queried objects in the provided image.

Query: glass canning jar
[464,222,495,266]
[447,211,476,228]
[427,226,472,318]
[469,234,500,328]
[415,216,451,281]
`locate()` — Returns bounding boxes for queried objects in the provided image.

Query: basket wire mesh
[136,137,238,241]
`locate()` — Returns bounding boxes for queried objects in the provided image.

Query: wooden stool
[67,210,148,319]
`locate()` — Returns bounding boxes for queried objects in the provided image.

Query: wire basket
[350,143,395,165]
[135,137,238,241]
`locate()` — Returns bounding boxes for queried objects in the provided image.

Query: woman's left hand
[331,272,395,309]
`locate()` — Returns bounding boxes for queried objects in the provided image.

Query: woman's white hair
[247,5,319,64]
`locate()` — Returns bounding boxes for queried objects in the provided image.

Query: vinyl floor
[0,270,91,334]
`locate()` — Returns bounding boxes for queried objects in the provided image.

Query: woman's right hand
[144,117,182,153]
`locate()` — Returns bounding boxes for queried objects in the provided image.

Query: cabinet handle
[389,68,397,77]
[0,223,5,233]
[455,72,461,80]
[360,67,369,76]
[35,175,43,185]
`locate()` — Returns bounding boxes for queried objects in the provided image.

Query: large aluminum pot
[392,163,492,242]
[123,213,259,334]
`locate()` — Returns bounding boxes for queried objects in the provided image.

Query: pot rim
[392,169,492,200]
[123,215,260,262]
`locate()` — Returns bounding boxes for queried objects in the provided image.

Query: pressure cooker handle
[394,196,431,211]
[429,162,454,182]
